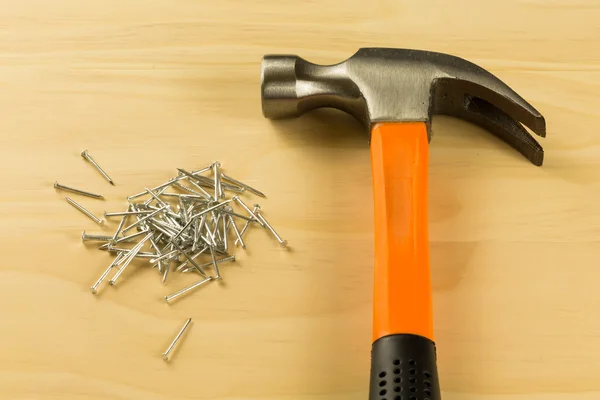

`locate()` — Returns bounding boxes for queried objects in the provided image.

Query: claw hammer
[260,48,546,400]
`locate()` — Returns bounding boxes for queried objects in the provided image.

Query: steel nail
[90,253,124,294]
[213,161,223,200]
[65,197,105,225]
[232,196,264,227]
[162,318,193,361]
[128,177,179,200]
[109,232,153,284]
[162,259,171,285]
[81,150,114,185]
[121,205,169,233]
[114,229,150,244]
[111,206,131,242]
[54,182,104,200]
[181,254,235,273]
[221,173,266,198]
[255,207,287,247]
[150,248,180,264]
[229,215,246,249]
[164,277,213,304]
[209,246,221,280]
[82,231,113,242]
[234,205,259,246]
[171,241,208,278]
[104,210,153,218]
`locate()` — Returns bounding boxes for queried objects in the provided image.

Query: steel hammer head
[261,48,546,165]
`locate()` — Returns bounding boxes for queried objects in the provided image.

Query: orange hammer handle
[370,122,433,342]
[368,122,441,400]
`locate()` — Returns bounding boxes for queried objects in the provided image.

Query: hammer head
[261,48,546,165]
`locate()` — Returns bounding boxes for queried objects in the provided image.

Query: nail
[212,212,223,242]
[223,215,229,253]
[150,248,180,264]
[106,248,156,257]
[82,231,113,242]
[142,185,168,207]
[109,232,153,284]
[191,165,213,175]
[148,220,181,239]
[81,150,114,185]
[90,253,124,294]
[176,168,213,199]
[162,259,171,285]
[164,277,213,304]
[54,182,104,200]
[171,242,208,278]
[148,233,165,275]
[111,206,131,242]
[175,246,209,271]
[65,197,105,225]
[181,255,235,274]
[191,174,243,193]
[173,181,212,200]
[232,196,264,227]
[128,177,178,200]
[209,246,221,280]
[121,205,169,233]
[192,216,201,251]
[220,209,254,222]
[145,187,169,208]
[255,208,287,247]
[114,229,150,244]
[162,318,193,361]
[234,205,259,246]
[161,193,208,200]
[104,210,153,218]
[221,183,245,194]
[213,161,223,200]
[204,219,217,247]
[229,215,246,249]
[221,173,266,198]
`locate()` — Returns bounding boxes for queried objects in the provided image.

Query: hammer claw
[464,94,545,165]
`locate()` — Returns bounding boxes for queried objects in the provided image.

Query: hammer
[260,48,546,400]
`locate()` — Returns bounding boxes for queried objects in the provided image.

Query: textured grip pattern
[369,334,441,400]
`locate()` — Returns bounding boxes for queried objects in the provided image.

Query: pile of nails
[56,154,287,361]
[70,162,286,299]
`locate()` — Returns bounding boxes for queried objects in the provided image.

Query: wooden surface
[1,0,599,399]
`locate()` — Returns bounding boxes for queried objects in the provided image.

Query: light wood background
[1,0,599,399]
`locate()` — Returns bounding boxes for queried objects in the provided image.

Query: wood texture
[1,0,599,398]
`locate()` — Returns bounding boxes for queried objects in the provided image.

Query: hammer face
[261,48,546,165]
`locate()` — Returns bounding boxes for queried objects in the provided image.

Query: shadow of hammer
[260,48,546,400]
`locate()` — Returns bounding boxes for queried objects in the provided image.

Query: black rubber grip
[369,334,441,400]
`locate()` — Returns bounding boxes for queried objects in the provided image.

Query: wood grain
[1,0,599,398]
